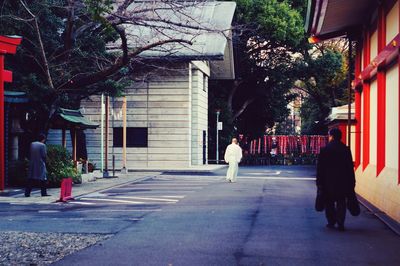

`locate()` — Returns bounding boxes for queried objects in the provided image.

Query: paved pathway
[49,166,400,266]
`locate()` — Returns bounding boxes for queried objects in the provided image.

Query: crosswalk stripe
[79,198,146,204]
[113,196,179,202]
[68,201,95,205]
[72,209,162,213]
[106,187,196,191]
[159,195,185,199]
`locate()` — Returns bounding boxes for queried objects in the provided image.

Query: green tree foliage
[209,0,305,158]
[0,0,204,136]
[0,0,127,134]
[296,40,350,135]
[46,144,80,186]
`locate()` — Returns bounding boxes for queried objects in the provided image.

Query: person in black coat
[316,128,355,231]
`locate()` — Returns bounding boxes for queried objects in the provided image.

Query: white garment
[224,143,242,182]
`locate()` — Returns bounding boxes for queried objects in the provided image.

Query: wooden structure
[0,35,22,191]
[326,103,356,157]
[306,0,400,222]
[50,108,99,163]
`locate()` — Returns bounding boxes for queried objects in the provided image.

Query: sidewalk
[0,172,159,204]
[0,165,227,205]
[128,164,227,174]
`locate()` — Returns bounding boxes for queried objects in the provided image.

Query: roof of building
[51,108,99,129]
[327,103,355,122]
[113,1,236,60]
[109,1,236,79]
[305,0,377,39]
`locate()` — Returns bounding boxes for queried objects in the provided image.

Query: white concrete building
[48,1,236,169]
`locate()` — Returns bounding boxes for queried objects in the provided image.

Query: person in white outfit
[224,138,243,182]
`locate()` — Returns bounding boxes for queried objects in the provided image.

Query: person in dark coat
[25,133,50,197]
[316,128,355,231]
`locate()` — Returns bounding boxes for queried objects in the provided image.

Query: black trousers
[325,197,346,226]
[25,179,47,196]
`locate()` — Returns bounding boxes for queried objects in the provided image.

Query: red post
[355,91,361,169]
[354,43,362,169]
[0,35,22,191]
[376,3,386,177]
[0,53,4,190]
[362,29,371,171]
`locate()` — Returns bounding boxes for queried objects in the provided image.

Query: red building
[307,0,400,222]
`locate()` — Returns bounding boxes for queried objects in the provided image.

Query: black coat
[316,140,355,199]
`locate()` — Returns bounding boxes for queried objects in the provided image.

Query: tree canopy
[0,0,219,134]
[296,39,350,135]
[208,0,307,158]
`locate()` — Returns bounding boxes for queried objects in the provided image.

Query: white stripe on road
[66,217,142,221]
[68,201,96,205]
[159,196,185,199]
[240,176,315,181]
[72,209,162,213]
[123,185,204,188]
[107,187,196,191]
[79,198,146,204]
[38,210,60,213]
[113,196,179,202]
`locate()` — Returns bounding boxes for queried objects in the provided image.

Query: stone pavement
[0,172,159,204]
[0,165,227,205]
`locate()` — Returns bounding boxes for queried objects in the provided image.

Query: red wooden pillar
[377,4,386,176]
[355,90,362,168]
[354,43,362,169]
[362,29,371,171]
[0,52,4,191]
[0,35,22,191]
[339,124,347,145]
[399,1,400,184]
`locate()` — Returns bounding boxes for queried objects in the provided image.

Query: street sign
[218,122,223,130]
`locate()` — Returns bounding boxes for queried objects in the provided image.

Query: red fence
[248,135,329,156]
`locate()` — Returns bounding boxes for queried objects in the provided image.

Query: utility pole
[103,95,109,177]
[216,110,220,164]
[121,96,128,174]
[100,94,104,174]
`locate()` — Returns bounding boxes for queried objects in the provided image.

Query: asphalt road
[1,165,400,265]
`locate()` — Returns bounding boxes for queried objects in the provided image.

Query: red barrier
[57,178,74,202]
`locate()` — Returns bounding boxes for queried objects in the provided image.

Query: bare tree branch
[227,80,243,114]
[232,98,256,121]
[19,0,54,90]
[64,0,75,54]
[57,38,193,92]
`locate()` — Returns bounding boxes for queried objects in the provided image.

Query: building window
[113,127,148,147]
[203,75,208,92]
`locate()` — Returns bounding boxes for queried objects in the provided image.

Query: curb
[357,194,400,236]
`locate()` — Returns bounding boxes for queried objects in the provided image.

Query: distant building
[48,2,236,169]
[271,88,304,135]
[287,87,305,135]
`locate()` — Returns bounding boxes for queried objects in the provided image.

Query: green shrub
[46,145,81,186]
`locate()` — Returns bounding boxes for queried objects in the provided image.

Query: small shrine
[50,108,99,163]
